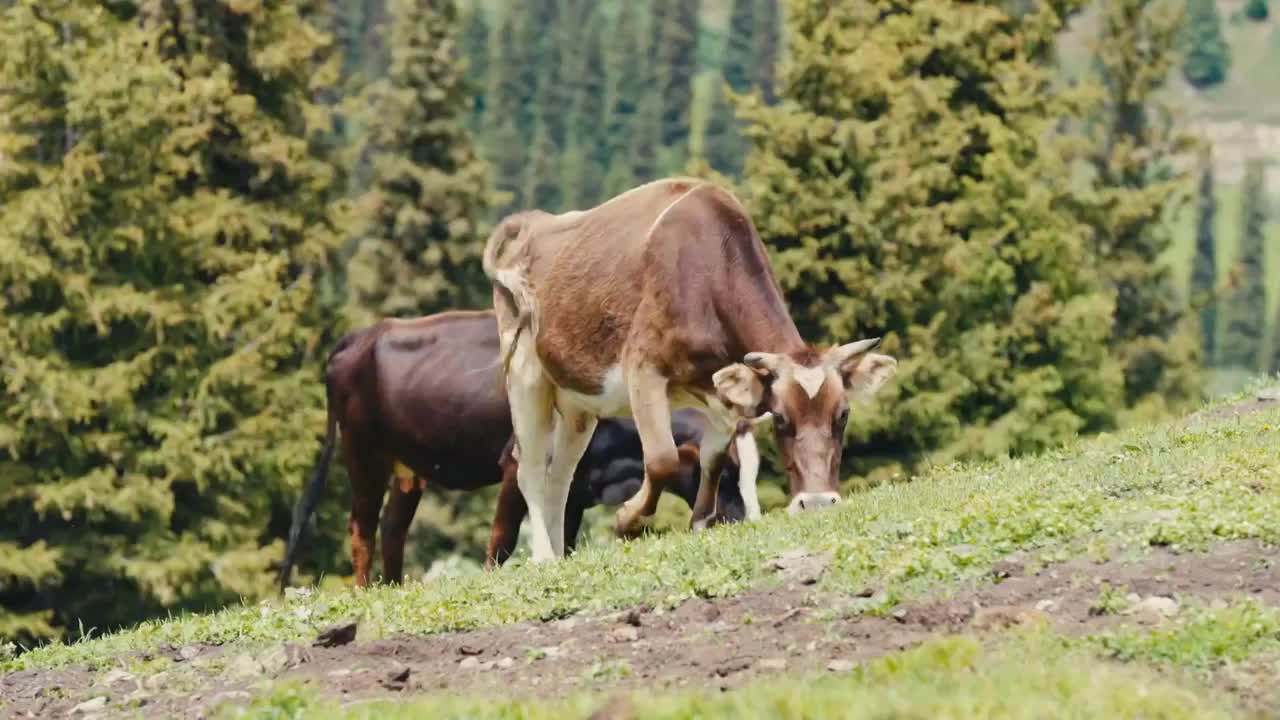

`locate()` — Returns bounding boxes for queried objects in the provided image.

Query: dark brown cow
[483,177,898,563]
[277,310,746,590]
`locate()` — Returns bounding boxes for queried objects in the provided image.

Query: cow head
[712,337,896,513]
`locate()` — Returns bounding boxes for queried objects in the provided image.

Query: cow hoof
[614,508,654,539]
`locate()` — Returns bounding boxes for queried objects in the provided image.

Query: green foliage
[723,0,760,93]
[346,0,496,325]
[1220,157,1269,369]
[1182,0,1231,88]
[1245,0,1269,21]
[753,0,781,103]
[1191,150,1219,364]
[0,0,349,645]
[651,0,702,164]
[460,4,490,128]
[1073,0,1203,422]
[739,0,1124,466]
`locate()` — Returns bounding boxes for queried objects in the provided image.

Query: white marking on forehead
[792,366,827,399]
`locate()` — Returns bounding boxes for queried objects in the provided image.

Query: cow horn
[824,337,882,370]
[743,352,783,374]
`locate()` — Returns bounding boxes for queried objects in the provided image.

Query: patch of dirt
[1183,390,1280,428]
[3,539,1279,719]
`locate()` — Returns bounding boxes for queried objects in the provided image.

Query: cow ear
[845,352,897,403]
[713,363,767,416]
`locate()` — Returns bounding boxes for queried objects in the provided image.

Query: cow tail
[278,396,338,593]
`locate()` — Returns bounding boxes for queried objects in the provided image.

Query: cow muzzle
[787,491,841,514]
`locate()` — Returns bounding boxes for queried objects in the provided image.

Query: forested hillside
[1,0,1277,653]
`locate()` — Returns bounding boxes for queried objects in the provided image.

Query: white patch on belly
[556,364,631,418]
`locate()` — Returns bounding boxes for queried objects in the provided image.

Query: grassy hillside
[4,378,1280,718]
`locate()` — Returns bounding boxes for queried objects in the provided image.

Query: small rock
[826,659,855,673]
[458,644,484,656]
[769,549,833,586]
[609,626,640,643]
[102,669,135,686]
[624,609,643,627]
[891,608,908,622]
[773,608,803,627]
[380,663,411,690]
[313,621,358,648]
[538,645,563,659]
[178,645,202,662]
[702,603,722,622]
[143,672,169,691]
[1125,596,1178,619]
[226,653,265,679]
[68,697,108,715]
[1257,388,1280,402]
[327,669,352,678]
[459,656,483,670]
[855,587,876,598]
[1034,599,1057,613]
[757,657,788,671]
[259,646,290,674]
[496,657,515,669]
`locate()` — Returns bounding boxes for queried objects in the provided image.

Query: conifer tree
[1073,0,1202,419]
[602,1,645,177]
[347,0,497,327]
[522,120,562,210]
[753,0,781,103]
[460,4,490,129]
[724,0,759,93]
[738,0,1123,466]
[0,0,349,643]
[651,0,701,159]
[484,8,527,212]
[562,2,608,206]
[1220,157,1268,369]
[1246,0,1269,20]
[1191,148,1219,363]
[1182,0,1231,88]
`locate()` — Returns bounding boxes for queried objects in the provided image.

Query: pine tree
[602,1,646,171]
[522,120,562,210]
[521,0,563,147]
[1220,157,1268,369]
[460,4,490,130]
[652,0,701,158]
[1073,0,1202,420]
[347,0,497,327]
[753,0,781,103]
[702,79,745,176]
[1,0,350,644]
[1245,0,1268,21]
[723,0,758,93]
[484,7,527,212]
[1182,0,1231,88]
[561,2,608,206]
[1191,148,1219,363]
[738,0,1124,466]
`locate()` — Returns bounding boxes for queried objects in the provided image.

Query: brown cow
[277,310,747,590]
[483,177,898,562]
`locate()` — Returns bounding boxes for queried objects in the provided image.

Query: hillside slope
[3,380,1280,718]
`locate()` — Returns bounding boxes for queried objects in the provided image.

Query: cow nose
[787,492,841,514]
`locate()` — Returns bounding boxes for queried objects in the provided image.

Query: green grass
[221,633,1242,720]
[7,379,1280,676]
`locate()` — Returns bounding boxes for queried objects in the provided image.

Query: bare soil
[3,539,1279,719]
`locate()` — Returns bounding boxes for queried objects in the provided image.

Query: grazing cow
[277,310,746,590]
[482,177,898,563]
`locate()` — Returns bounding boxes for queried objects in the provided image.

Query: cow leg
[733,424,763,521]
[543,408,598,558]
[690,424,730,532]
[505,335,559,562]
[563,488,589,556]
[342,439,390,589]
[615,368,678,537]
[380,472,423,585]
[486,460,527,568]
